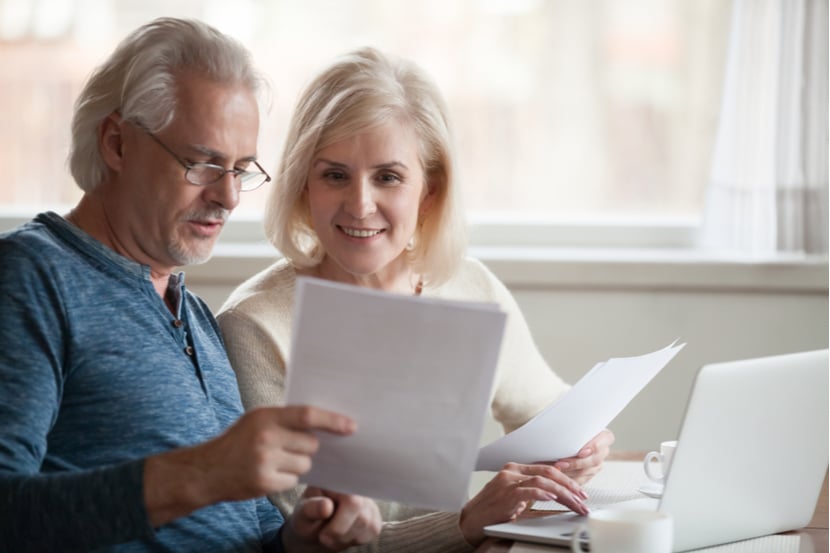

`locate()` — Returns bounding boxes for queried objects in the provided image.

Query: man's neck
[65,195,173,298]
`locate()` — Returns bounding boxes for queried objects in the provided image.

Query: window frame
[1,207,825,295]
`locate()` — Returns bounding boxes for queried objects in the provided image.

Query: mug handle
[643,450,664,482]
[570,523,589,552]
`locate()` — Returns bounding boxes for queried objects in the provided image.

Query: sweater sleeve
[469,259,571,434]
[258,495,287,552]
[348,511,474,553]
[0,238,155,551]
[0,461,154,552]
[217,306,291,411]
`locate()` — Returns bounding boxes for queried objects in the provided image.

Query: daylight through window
[0,0,731,221]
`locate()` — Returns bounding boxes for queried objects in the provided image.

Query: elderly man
[0,17,379,553]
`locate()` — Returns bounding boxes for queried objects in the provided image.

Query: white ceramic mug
[643,440,677,484]
[570,508,673,553]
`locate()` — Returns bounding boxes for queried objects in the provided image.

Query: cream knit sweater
[217,257,569,553]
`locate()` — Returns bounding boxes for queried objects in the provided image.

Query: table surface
[474,451,828,553]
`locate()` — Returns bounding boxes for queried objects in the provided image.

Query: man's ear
[98,112,125,172]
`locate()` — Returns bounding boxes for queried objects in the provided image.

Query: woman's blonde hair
[265,47,466,286]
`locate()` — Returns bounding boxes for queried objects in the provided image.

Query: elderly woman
[217,47,613,552]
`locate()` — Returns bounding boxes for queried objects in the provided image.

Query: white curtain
[700,0,828,256]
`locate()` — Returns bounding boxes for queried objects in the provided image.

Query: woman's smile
[338,226,385,239]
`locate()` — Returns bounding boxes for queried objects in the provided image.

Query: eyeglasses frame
[134,122,271,192]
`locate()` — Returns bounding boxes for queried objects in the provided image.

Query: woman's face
[305,119,431,290]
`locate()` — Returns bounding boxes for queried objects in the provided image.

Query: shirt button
[184,346,194,356]
[172,319,184,328]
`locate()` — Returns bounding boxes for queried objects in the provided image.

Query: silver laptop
[484,349,829,551]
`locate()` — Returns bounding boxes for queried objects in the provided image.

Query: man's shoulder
[0,214,69,268]
[1,214,55,246]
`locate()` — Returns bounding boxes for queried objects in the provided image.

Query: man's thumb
[299,496,335,522]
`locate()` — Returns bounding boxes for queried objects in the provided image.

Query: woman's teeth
[342,227,381,238]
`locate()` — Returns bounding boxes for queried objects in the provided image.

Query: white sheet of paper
[284,277,507,511]
[476,342,685,471]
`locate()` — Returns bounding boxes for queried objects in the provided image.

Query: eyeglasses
[138,125,271,192]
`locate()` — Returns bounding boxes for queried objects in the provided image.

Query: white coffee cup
[643,440,677,484]
[571,509,673,553]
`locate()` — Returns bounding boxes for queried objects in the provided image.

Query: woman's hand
[553,429,615,484]
[458,462,589,545]
[283,486,382,552]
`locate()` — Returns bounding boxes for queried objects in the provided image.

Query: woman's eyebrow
[311,158,410,175]
[313,157,347,168]
[372,161,408,170]
[312,158,409,170]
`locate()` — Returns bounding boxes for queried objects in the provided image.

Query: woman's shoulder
[218,257,297,318]
[434,256,508,302]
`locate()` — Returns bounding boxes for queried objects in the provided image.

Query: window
[0,0,731,230]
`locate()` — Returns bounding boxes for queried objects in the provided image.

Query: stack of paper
[284,277,506,511]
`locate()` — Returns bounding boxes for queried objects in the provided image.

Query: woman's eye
[377,172,401,185]
[323,170,347,182]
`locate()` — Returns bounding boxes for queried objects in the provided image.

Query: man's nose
[203,171,241,211]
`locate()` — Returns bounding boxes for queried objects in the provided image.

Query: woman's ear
[420,177,437,215]
[98,112,125,172]
[300,184,314,225]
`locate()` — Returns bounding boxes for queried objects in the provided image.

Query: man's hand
[143,405,356,527]
[282,487,382,552]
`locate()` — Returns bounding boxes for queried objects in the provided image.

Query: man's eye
[190,164,221,174]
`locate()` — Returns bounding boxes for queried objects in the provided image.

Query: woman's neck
[304,256,422,296]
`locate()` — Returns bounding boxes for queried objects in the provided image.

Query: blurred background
[0,0,730,219]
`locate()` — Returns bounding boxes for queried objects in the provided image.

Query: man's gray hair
[68,17,266,192]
